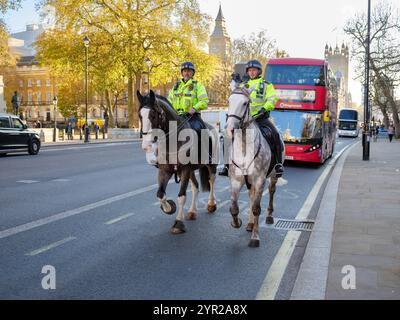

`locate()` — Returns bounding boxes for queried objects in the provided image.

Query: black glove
[231,73,241,83]
[257,108,269,118]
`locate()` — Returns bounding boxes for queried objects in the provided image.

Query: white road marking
[216,185,230,193]
[25,236,76,256]
[219,200,231,208]
[41,142,134,152]
[0,183,159,240]
[105,212,135,225]
[256,142,356,300]
[51,179,70,182]
[16,180,39,184]
[256,231,301,300]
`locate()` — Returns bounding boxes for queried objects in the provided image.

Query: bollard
[40,129,45,143]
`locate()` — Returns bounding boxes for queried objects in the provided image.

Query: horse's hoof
[246,223,254,232]
[248,239,260,248]
[207,203,217,214]
[265,216,274,225]
[186,211,197,220]
[160,200,176,215]
[231,218,242,229]
[171,220,186,234]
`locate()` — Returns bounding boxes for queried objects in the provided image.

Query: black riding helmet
[181,61,195,75]
[246,60,263,76]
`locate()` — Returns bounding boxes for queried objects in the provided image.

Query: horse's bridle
[226,91,251,129]
[139,105,152,137]
[139,102,192,142]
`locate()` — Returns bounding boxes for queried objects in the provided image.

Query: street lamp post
[362,0,371,160]
[115,94,118,128]
[84,36,90,143]
[145,57,151,93]
[53,96,58,142]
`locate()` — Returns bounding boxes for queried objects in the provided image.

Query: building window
[46,79,51,87]
[19,80,23,88]
[28,91,33,105]
[28,79,33,87]
[36,79,41,87]
[37,92,42,105]
[46,92,51,104]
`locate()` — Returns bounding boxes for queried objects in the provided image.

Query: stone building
[4,5,233,126]
[324,43,352,109]
[207,4,232,107]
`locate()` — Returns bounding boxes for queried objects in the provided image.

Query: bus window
[266,65,325,86]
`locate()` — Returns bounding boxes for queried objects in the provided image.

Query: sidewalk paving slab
[291,138,400,300]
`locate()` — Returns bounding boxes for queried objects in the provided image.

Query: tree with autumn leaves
[35,0,218,128]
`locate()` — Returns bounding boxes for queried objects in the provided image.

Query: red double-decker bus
[265,58,338,163]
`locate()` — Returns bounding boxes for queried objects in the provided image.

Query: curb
[41,139,141,148]
[290,141,360,300]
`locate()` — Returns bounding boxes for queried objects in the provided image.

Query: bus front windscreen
[339,121,357,130]
[266,64,325,86]
[270,110,323,143]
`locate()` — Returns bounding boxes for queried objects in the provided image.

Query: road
[0,137,356,299]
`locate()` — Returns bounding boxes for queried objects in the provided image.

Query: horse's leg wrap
[159,196,172,213]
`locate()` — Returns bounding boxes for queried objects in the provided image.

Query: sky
[4,0,398,105]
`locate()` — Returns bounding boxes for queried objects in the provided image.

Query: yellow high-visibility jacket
[243,77,277,116]
[168,78,209,115]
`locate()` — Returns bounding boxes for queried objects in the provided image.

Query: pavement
[291,135,400,300]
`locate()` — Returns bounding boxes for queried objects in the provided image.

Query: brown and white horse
[138,90,218,234]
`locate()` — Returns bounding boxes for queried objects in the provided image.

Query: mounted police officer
[168,62,209,134]
[219,59,284,177]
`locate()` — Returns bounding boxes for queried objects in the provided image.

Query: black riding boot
[257,116,284,178]
[273,134,284,178]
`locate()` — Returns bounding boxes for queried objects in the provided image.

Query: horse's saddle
[183,114,216,164]
[257,122,280,177]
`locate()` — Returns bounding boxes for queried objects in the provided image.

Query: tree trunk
[390,102,400,138]
[133,73,142,128]
[127,75,134,128]
[104,89,114,128]
[382,107,390,129]
[371,61,400,138]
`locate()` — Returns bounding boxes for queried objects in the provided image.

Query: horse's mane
[154,94,182,123]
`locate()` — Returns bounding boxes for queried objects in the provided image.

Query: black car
[0,113,41,156]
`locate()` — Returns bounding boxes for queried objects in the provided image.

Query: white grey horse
[225,84,285,247]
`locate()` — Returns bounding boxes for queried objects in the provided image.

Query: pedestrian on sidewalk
[11,91,19,116]
[66,122,73,140]
[387,123,395,142]
[94,123,100,140]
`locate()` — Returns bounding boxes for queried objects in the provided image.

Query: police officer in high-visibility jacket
[168,62,209,134]
[219,59,284,177]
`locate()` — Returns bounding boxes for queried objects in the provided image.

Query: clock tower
[209,4,231,62]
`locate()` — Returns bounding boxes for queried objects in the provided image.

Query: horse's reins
[140,105,193,142]
[140,103,194,184]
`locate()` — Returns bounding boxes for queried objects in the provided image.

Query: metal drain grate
[274,219,314,232]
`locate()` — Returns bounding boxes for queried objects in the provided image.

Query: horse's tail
[199,166,210,192]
